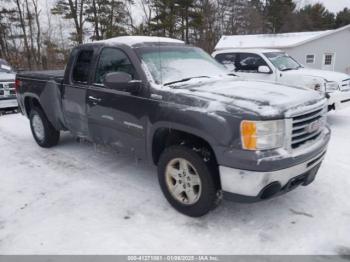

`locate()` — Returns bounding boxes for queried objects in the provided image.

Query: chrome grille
[0,81,16,98]
[291,107,326,149]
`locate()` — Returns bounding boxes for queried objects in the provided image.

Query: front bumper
[327,91,350,110]
[220,148,326,202]
[0,98,18,109]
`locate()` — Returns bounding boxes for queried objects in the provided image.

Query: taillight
[15,79,21,93]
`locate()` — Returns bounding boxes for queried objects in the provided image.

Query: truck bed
[16,69,66,131]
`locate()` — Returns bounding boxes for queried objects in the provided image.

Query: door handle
[88,96,102,103]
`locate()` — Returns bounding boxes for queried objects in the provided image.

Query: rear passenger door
[62,48,94,137]
[86,47,147,157]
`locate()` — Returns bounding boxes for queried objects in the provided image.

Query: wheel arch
[149,123,219,166]
[23,94,64,131]
[24,95,42,117]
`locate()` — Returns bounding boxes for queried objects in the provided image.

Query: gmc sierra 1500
[16,36,330,217]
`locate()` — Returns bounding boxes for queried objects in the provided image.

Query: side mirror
[103,72,141,94]
[258,65,272,74]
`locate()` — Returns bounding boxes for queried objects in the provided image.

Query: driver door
[234,53,276,82]
[87,47,146,157]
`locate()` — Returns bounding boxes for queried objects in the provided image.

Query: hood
[283,68,350,83]
[173,78,324,118]
[0,72,15,81]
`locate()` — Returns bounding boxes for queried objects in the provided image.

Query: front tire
[30,107,60,148]
[158,145,219,217]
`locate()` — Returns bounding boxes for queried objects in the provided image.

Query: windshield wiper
[164,76,210,86]
[280,68,296,72]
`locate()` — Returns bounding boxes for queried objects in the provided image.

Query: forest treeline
[1,0,350,70]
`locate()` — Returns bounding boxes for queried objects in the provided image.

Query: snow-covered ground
[0,110,349,255]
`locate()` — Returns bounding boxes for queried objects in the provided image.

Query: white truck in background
[0,59,18,112]
[212,49,350,111]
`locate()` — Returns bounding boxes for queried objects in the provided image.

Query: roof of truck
[95,36,185,47]
[215,24,350,50]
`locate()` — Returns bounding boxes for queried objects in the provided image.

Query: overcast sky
[297,0,350,12]
[37,0,350,42]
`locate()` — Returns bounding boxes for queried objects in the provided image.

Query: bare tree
[14,0,32,68]
[25,0,36,64]
[32,0,41,67]
[140,0,153,27]
[52,0,86,43]
[91,0,100,39]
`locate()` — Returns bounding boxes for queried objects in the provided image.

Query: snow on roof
[97,36,185,46]
[215,25,350,50]
[213,48,283,55]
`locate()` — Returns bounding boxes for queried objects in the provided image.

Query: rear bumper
[0,98,18,109]
[328,91,350,110]
[219,147,327,202]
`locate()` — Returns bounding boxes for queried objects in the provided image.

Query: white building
[215,25,350,74]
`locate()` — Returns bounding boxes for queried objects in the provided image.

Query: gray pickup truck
[16,36,330,217]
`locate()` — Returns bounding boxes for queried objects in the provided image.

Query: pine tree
[265,0,296,33]
[296,3,335,31]
[176,0,201,43]
[150,0,179,37]
[85,0,132,40]
[245,0,265,34]
[196,0,217,52]
[335,8,350,28]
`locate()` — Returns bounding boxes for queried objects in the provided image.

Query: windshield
[0,59,14,73]
[137,46,229,85]
[264,52,302,71]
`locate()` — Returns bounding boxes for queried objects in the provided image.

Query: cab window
[72,49,94,84]
[95,48,137,85]
[236,53,268,73]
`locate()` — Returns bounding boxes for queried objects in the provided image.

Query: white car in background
[212,49,350,111]
[0,59,18,111]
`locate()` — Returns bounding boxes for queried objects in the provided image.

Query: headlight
[325,82,339,92]
[240,120,285,150]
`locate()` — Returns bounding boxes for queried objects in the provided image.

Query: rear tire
[30,107,60,148]
[158,145,220,217]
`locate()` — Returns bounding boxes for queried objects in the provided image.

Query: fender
[23,80,66,131]
[147,121,222,164]
[39,80,66,130]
